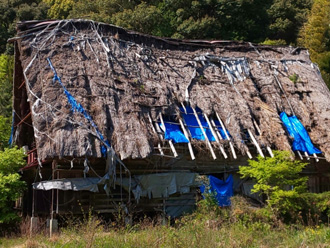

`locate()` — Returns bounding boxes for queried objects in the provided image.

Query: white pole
[159,113,178,157]
[215,112,237,159]
[247,129,265,158]
[178,118,195,160]
[204,114,228,159]
[191,107,217,160]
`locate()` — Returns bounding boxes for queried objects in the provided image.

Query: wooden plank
[178,118,195,160]
[191,107,216,160]
[159,113,178,157]
[215,112,237,159]
[247,129,265,158]
[267,146,274,158]
[147,113,164,156]
[205,115,227,159]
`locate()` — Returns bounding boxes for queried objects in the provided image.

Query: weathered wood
[159,113,178,157]
[178,118,195,160]
[215,112,237,159]
[247,129,265,158]
[205,115,227,159]
[192,107,216,160]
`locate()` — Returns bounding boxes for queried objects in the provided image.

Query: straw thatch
[12,19,330,162]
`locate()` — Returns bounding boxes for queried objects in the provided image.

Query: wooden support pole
[159,113,178,157]
[215,112,237,159]
[205,115,228,159]
[191,107,216,160]
[304,152,310,160]
[147,113,164,156]
[267,146,274,158]
[247,129,265,158]
[313,153,319,162]
[178,118,195,160]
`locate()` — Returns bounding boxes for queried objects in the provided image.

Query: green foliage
[267,0,312,44]
[0,172,25,224]
[289,73,299,83]
[0,0,49,54]
[0,54,14,117]
[0,116,11,150]
[299,0,330,88]
[239,151,308,211]
[43,0,74,19]
[261,39,287,46]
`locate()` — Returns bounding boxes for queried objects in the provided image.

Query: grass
[1,196,330,248]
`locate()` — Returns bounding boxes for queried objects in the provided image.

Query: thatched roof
[12,19,330,162]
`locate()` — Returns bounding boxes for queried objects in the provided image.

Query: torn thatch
[12,19,330,161]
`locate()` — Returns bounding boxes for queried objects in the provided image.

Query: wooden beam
[215,112,237,159]
[267,146,274,158]
[191,107,216,160]
[313,153,319,162]
[15,112,31,127]
[159,113,178,157]
[205,115,228,159]
[247,129,265,158]
[304,152,310,160]
[178,118,195,160]
[147,113,164,156]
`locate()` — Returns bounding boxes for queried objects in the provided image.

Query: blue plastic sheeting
[8,110,15,146]
[180,106,215,141]
[280,112,321,155]
[200,175,233,207]
[159,122,189,144]
[47,58,110,155]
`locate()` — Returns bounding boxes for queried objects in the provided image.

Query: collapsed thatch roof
[12,19,330,162]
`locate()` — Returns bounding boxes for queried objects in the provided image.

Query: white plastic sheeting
[33,172,199,201]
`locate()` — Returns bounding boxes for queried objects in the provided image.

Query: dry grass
[2,197,330,247]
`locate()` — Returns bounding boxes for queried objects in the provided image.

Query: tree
[0,54,14,118]
[267,0,312,44]
[298,0,330,88]
[0,0,49,54]
[239,151,308,213]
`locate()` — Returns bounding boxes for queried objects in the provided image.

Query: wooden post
[267,146,274,158]
[191,107,216,160]
[147,113,164,156]
[159,113,178,157]
[178,118,195,160]
[247,129,265,158]
[304,152,310,160]
[204,114,228,159]
[215,112,237,159]
[313,153,319,162]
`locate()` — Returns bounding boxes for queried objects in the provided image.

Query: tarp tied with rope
[280,112,322,155]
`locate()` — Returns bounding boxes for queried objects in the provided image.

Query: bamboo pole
[191,107,216,160]
[313,153,319,162]
[204,115,228,159]
[267,147,274,158]
[247,129,265,158]
[304,152,310,160]
[215,112,237,159]
[178,118,195,160]
[159,113,178,157]
[147,113,164,156]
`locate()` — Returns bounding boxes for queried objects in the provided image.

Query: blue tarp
[180,106,215,141]
[159,122,189,144]
[280,112,321,155]
[200,175,233,207]
[47,58,110,155]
